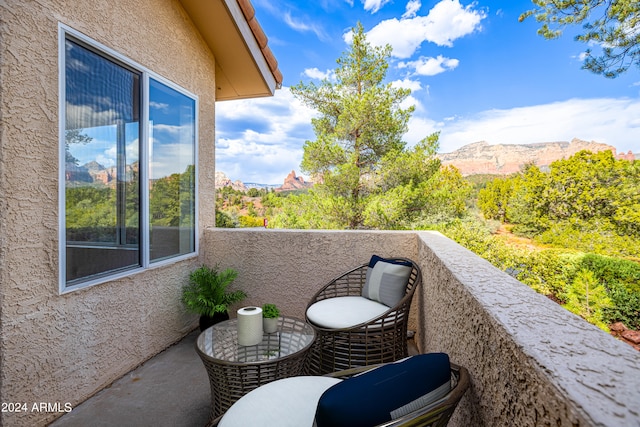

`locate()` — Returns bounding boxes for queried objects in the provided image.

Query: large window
[60,28,197,292]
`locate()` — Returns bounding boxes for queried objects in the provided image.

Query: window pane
[149,79,196,262]
[64,39,141,284]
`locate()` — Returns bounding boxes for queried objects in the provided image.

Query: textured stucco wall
[0,1,216,425]
[204,228,419,324]
[416,231,640,427]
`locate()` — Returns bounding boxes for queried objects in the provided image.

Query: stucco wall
[0,1,216,425]
[416,231,640,427]
[204,228,419,325]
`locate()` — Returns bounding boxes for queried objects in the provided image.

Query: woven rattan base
[196,316,316,422]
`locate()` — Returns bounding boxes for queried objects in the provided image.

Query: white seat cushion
[306,296,389,329]
[218,376,341,427]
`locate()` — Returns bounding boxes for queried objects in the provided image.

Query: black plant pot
[199,311,230,332]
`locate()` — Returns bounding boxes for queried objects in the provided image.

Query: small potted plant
[262,303,280,333]
[181,264,247,331]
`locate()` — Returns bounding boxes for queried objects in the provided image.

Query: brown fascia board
[180,0,283,101]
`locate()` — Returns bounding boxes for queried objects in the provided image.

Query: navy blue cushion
[314,353,452,427]
[367,255,413,269]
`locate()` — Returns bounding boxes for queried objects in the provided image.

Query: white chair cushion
[306,296,389,329]
[218,376,341,427]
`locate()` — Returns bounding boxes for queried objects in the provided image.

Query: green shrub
[515,250,573,299]
[536,221,640,258]
[238,215,264,227]
[441,220,640,330]
[215,210,236,228]
[574,254,640,329]
[563,269,612,331]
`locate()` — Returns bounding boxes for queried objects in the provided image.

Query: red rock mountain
[215,171,248,191]
[276,170,313,192]
[438,138,635,176]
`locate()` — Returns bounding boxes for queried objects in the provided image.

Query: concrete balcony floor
[49,329,420,427]
[50,330,210,427]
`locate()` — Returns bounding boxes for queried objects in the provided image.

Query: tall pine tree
[291,23,416,229]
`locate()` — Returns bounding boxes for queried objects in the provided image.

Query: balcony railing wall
[204,228,419,325]
[207,228,640,427]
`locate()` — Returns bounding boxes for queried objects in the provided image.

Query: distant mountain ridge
[215,170,313,192]
[438,138,636,176]
[215,171,248,191]
[66,161,138,186]
[216,138,636,188]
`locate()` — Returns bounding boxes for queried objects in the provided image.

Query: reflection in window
[64,39,141,284]
[149,79,196,261]
[62,33,197,289]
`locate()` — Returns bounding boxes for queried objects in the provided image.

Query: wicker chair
[305,257,421,375]
[215,356,469,427]
[326,362,470,427]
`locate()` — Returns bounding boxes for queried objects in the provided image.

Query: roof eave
[179,0,282,101]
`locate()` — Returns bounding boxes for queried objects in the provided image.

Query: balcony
[52,227,640,426]
[204,227,640,427]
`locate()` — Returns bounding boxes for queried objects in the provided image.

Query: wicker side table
[195,316,316,425]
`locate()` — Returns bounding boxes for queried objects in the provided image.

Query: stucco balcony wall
[207,228,640,427]
[203,228,419,324]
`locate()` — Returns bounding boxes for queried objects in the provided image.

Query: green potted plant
[262,303,280,333]
[181,264,247,331]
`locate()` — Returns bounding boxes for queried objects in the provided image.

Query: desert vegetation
[215,22,639,336]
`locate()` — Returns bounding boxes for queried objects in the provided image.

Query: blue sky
[215,0,640,184]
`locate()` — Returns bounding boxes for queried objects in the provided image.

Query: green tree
[478,176,513,222]
[149,165,194,227]
[544,150,620,221]
[363,134,450,229]
[215,210,236,228]
[291,22,415,229]
[564,269,612,330]
[507,164,549,234]
[520,0,640,77]
[612,159,640,236]
[65,129,93,164]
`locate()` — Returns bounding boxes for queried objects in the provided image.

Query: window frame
[58,24,199,294]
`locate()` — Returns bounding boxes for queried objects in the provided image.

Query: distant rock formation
[66,161,138,186]
[276,170,313,192]
[215,171,247,191]
[438,138,634,176]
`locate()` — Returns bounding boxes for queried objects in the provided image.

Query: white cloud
[389,79,425,111]
[364,0,486,58]
[215,88,317,183]
[402,0,421,19]
[283,12,328,41]
[399,55,459,76]
[362,0,391,13]
[216,89,640,183]
[391,78,423,92]
[404,116,441,146]
[149,101,169,113]
[432,98,640,154]
[304,67,335,81]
